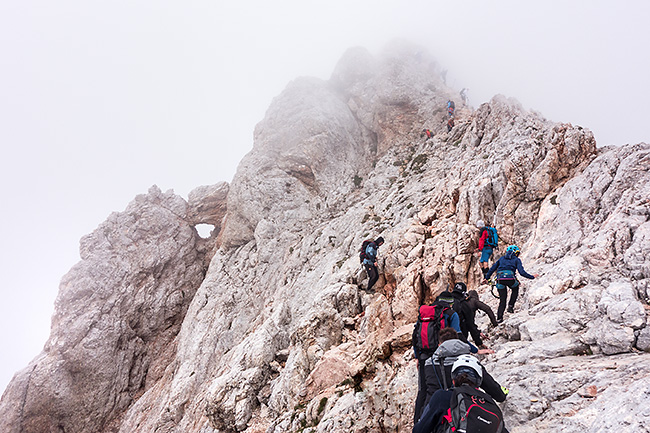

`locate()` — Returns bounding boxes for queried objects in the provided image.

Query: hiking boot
[507,306,514,313]
[496,318,503,324]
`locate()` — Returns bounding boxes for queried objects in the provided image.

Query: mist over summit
[1,41,649,433]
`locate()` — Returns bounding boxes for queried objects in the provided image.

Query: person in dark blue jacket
[363,237,384,291]
[483,245,538,322]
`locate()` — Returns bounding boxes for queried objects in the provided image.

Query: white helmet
[452,354,483,386]
[476,220,485,228]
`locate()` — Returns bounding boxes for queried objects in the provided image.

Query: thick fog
[0,0,648,394]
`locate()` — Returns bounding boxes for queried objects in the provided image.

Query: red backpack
[412,302,454,359]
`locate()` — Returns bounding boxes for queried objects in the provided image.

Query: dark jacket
[486,250,535,280]
[449,289,482,346]
[424,339,507,403]
[466,290,498,327]
[413,386,509,433]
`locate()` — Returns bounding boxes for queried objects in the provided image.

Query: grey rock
[0,186,207,433]
[2,43,650,433]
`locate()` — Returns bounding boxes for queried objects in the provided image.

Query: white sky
[1,0,648,395]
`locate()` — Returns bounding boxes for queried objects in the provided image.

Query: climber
[460,87,468,105]
[447,100,455,117]
[362,237,384,292]
[466,289,499,334]
[474,220,498,279]
[483,245,538,323]
[448,282,484,348]
[421,129,434,141]
[412,295,462,424]
[413,355,508,433]
[447,116,455,132]
[413,288,497,423]
[421,327,504,410]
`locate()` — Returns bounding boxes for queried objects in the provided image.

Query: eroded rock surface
[1,41,649,433]
[0,186,209,433]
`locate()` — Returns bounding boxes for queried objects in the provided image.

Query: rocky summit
[1,41,649,433]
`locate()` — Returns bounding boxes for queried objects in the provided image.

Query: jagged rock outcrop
[2,41,649,433]
[0,186,211,433]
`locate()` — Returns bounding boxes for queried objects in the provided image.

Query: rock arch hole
[194,224,215,239]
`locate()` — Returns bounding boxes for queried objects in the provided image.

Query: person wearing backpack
[448,283,484,348]
[412,297,462,424]
[414,354,509,433]
[413,289,490,423]
[422,327,504,411]
[360,237,384,292]
[447,100,455,117]
[446,116,455,132]
[474,220,498,279]
[466,290,499,330]
[483,245,538,323]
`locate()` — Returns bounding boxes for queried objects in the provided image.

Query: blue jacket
[486,250,535,280]
[363,242,379,266]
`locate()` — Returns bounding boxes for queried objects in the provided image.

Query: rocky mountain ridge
[1,41,649,433]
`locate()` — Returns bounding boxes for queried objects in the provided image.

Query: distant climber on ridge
[421,129,434,141]
[460,87,468,105]
[474,220,498,279]
[447,117,455,132]
[447,99,455,117]
[360,237,384,292]
[483,245,538,323]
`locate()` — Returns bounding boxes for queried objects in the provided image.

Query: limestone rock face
[2,42,650,433]
[187,182,229,229]
[0,186,209,433]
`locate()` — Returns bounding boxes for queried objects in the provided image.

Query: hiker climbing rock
[474,220,498,279]
[483,245,538,323]
[447,100,455,117]
[413,354,508,433]
[421,327,503,413]
[447,117,455,132]
[466,290,499,336]
[360,237,384,292]
[448,283,484,348]
[421,129,434,141]
[460,88,468,105]
[412,295,462,423]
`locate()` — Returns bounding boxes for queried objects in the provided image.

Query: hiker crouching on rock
[362,237,384,292]
[483,244,538,322]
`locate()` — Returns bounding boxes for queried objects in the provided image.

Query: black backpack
[412,301,455,359]
[437,385,504,433]
[359,239,373,264]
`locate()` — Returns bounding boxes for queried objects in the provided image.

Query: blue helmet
[506,245,521,255]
